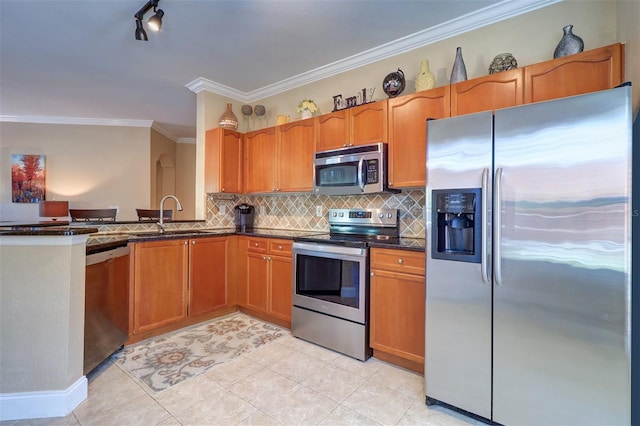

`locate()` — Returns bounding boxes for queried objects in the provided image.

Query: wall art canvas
[11,154,46,203]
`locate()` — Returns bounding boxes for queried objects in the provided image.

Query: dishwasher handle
[86,245,130,266]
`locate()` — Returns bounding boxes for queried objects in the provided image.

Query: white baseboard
[0,376,87,421]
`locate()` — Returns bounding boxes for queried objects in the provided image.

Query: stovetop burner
[294,208,399,247]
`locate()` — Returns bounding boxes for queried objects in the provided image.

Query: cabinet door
[268,254,292,323]
[246,252,268,314]
[451,68,523,116]
[244,127,277,193]
[370,270,425,364]
[235,236,248,307]
[132,240,188,334]
[350,100,388,146]
[189,237,228,317]
[204,128,243,193]
[277,119,315,192]
[316,110,349,151]
[388,87,449,188]
[524,43,624,103]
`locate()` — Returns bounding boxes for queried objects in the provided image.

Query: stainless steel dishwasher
[84,244,129,374]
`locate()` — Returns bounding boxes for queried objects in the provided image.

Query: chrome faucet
[157,195,183,233]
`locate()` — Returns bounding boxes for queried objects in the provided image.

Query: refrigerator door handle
[481,167,490,284]
[494,167,504,286]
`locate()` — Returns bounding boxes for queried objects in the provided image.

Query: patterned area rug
[112,312,285,392]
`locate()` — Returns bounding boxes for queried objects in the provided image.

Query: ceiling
[0,0,556,140]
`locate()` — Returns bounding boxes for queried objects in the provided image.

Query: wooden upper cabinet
[277,118,316,192]
[204,128,242,194]
[524,43,624,104]
[316,109,349,151]
[350,100,388,146]
[451,68,524,116]
[388,86,450,189]
[316,100,388,151]
[244,127,277,193]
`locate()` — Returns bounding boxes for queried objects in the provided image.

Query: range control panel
[328,208,398,227]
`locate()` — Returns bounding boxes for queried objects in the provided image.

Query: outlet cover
[315,206,323,217]
[219,205,226,215]
[259,206,266,215]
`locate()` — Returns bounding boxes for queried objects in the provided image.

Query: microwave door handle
[358,158,365,192]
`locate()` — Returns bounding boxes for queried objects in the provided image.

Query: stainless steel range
[291,208,399,360]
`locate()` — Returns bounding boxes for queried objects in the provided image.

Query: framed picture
[11,154,46,203]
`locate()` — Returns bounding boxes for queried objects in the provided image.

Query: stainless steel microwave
[314,143,396,195]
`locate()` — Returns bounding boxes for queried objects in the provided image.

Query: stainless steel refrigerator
[425,85,636,425]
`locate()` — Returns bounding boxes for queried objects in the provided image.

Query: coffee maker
[234,203,255,233]
[431,189,482,263]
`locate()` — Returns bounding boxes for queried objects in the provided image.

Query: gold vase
[219,103,238,130]
[415,59,436,92]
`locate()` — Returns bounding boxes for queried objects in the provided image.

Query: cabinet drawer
[371,248,425,276]
[269,239,292,256]
[247,238,268,254]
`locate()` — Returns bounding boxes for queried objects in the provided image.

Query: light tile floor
[3,333,486,426]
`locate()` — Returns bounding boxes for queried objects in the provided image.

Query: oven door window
[316,163,358,187]
[295,254,360,308]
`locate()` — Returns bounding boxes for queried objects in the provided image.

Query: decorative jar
[219,103,238,130]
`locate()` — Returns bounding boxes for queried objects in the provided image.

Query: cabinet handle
[267,256,271,261]
[221,188,225,192]
[397,258,403,264]
[192,240,196,245]
[184,241,188,245]
[370,272,375,277]
[254,243,259,247]
[262,256,266,260]
[278,245,283,250]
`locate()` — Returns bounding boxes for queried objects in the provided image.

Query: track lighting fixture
[134,0,164,41]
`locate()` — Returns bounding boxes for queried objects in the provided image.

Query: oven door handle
[358,158,365,192]
[293,242,366,257]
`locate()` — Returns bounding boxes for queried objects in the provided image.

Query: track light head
[133,0,163,41]
[148,8,164,32]
[135,19,148,41]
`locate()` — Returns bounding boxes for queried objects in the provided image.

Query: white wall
[0,123,150,222]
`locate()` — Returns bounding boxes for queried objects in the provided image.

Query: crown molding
[187,0,561,102]
[0,115,154,128]
[177,137,196,144]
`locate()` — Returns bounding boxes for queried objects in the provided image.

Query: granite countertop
[0,225,99,236]
[2,224,425,254]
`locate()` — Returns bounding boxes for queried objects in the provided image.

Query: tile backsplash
[206,189,425,238]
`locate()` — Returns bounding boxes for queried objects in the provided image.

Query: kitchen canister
[450,47,467,84]
[553,25,584,58]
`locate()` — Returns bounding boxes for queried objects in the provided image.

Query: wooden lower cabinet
[189,237,228,317]
[370,248,426,373]
[243,237,293,327]
[130,236,232,341]
[131,239,189,336]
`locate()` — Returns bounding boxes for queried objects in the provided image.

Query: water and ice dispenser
[431,189,482,263]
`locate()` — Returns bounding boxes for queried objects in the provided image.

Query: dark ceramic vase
[553,25,584,58]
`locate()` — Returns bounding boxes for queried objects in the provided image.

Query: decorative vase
[553,25,584,58]
[450,47,467,84]
[219,103,238,130]
[415,60,436,92]
[301,110,313,120]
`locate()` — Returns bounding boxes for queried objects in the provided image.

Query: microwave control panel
[365,159,379,183]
